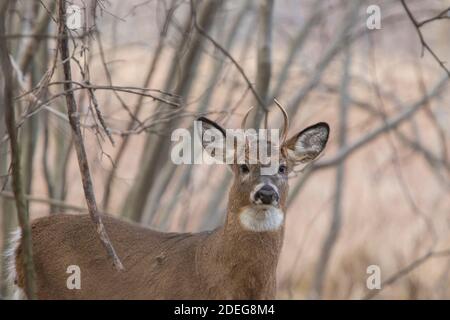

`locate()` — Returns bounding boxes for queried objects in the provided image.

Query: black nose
[254,185,279,205]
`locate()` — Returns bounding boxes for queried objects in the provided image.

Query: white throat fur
[239,207,284,232]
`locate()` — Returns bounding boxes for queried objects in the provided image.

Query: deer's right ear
[284,122,330,164]
[196,117,227,162]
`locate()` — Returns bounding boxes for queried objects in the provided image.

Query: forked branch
[401,0,450,77]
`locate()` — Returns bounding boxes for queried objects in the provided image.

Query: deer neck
[219,220,284,264]
[198,204,285,295]
[217,195,285,264]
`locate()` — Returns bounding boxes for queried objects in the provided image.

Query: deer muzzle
[252,184,279,206]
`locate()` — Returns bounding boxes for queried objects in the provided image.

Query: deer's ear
[196,117,227,161]
[284,122,330,163]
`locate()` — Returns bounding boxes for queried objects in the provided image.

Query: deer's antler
[240,106,254,130]
[273,98,289,144]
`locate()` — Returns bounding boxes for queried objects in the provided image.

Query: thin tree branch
[311,40,351,299]
[21,81,181,108]
[417,7,450,28]
[314,75,448,169]
[0,191,112,214]
[363,248,450,299]
[286,0,362,114]
[57,0,123,271]
[401,0,450,77]
[189,0,265,109]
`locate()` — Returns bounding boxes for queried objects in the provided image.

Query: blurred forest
[1,0,450,299]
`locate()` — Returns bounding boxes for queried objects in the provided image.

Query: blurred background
[0,0,450,299]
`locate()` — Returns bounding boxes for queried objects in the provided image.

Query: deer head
[197,101,330,233]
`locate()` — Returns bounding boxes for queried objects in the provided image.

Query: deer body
[10,104,329,299]
[13,212,282,299]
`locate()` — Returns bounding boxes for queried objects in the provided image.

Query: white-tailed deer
[8,103,329,299]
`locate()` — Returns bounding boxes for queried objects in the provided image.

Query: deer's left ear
[284,122,330,163]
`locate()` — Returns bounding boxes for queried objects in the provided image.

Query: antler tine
[273,98,289,143]
[241,106,254,129]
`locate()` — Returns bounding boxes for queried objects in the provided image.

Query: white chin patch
[239,207,284,232]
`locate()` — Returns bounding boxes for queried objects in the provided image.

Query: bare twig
[189,0,265,109]
[401,0,450,77]
[70,48,115,145]
[417,7,450,28]
[57,0,123,271]
[363,248,450,299]
[315,75,449,169]
[94,30,142,127]
[310,78,450,189]
[21,81,181,108]
[1,30,94,40]
[0,191,107,214]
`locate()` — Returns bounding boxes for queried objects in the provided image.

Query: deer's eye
[239,164,250,174]
[278,165,287,174]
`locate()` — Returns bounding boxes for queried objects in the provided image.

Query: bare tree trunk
[287,0,361,115]
[0,4,18,296]
[219,13,256,112]
[251,0,273,127]
[17,0,56,74]
[122,0,222,222]
[199,14,258,230]
[21,109,38,199]
[57,0,123,270]
[43,31,73,213]
[147,2,251,227]
[47,6,72,214]
[0,0,37,299]
[140,161,181,225]
[102,0,177,211]
[270,0,323,99]
[198,1,251,112]
[20,2,49,204]
[200,173,230,230]
[310,40,352,300]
